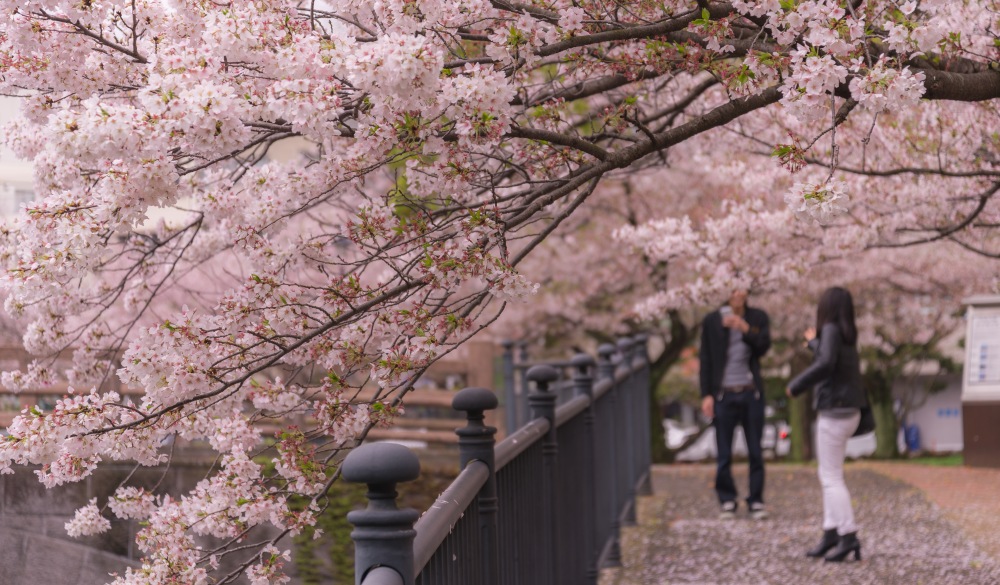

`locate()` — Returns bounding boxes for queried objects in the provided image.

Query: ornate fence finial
[452,387,499,470]
[517,340,530,363]
[571,353,596,397]
[342,443,421,585]
[526,364,559,421]
[597,344,617,380]
[616,336,634,364]
[632,333,649,365]
[526,364,559,389]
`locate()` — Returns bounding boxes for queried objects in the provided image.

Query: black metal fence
[341,335,652,585]
[500,340,579,433]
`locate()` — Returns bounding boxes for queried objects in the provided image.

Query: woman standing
[786,287,868,562]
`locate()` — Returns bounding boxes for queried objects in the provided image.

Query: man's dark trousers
[714,389,765,505]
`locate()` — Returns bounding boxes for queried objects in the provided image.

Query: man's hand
[722,314,750,333]
[785,386,793,398]
[701,395,714,419]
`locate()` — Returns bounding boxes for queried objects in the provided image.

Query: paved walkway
[602,463,1000,585]
[858,461,1000,562]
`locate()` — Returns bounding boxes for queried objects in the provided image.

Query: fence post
[501,341,517,435]
[342,442,421,585]
[633,333,653,496]
[617,336,638,526]
[527,364,560,585]
[571,352,599,585]
[517,340,531,429]
[452,387,500,585]
[596,343,621,567]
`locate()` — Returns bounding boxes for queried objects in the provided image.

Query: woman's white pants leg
[816,412,862,535]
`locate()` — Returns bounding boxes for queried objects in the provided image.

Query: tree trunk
[646,314,695,464]
[864,369,900,459]
[649,391,670,463]
[787,394,810,462]
[787,350,814,462]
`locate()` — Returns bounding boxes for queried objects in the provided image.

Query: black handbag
[853,406,876,436]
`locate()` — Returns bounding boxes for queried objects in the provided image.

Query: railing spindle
[526,364,559,585]
[453,387,499,585]
[572,353,599,585]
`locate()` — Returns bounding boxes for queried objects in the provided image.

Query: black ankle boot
[805,529,839,558]
[824,532,861,562]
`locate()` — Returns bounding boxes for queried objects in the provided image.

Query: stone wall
[0,458,284,585]
[0,527,139,585]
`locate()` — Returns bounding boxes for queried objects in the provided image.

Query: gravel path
[603,463,1000,585]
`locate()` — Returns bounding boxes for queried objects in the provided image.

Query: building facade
[0,97,34,217]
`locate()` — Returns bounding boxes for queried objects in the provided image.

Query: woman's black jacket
[788,323,867,411]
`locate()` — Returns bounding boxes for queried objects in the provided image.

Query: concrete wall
[0,527,139,585]
[897,374,964,453]
[0,464,145,584]
[0,458,286,584]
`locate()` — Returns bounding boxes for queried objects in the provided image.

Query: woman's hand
[785,386,793,398]
[802,326,816,348]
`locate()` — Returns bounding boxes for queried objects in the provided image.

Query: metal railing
[341,335,652,585]
[500,340,584,433]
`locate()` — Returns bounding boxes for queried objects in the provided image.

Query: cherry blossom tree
[620,192,992,459]
[849,246,975,458]
[497,168,709,461]
[1,1,999,582]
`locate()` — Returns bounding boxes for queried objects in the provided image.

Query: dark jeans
[714,389,765,505]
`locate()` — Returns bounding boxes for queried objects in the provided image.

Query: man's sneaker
[749,502,768,520]
[719,501,737,520]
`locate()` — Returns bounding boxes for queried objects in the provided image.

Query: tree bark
[864,368,900,459]
[787,349,815,462]
[647,313,695,463]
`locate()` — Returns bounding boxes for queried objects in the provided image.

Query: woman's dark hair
[816,286,858,345]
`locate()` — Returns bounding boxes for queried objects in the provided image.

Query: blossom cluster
[0,1,994,583]
[785,178,852,225]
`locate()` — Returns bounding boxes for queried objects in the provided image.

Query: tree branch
[507,126,609,160]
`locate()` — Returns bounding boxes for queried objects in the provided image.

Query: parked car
[763,420,791,458]
[665,419,791,461]
[664,418,701,449]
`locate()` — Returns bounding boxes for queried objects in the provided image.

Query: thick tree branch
[611,84,783,167]
[918,67,1000,102]
[518,68,666,107]
[507,126,609,160]
[536,3,736,57]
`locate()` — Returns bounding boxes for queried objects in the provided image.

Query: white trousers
[816,411,861,535]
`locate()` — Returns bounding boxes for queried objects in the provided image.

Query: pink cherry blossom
[0,1,997,582]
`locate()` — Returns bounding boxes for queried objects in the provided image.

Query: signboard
[967,311,1000,385]
[962,295,1000,468]
[962,296,1000,402]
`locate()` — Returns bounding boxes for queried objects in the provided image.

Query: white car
[666,419,791,461]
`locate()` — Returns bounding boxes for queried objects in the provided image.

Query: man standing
[699,289,771,519]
